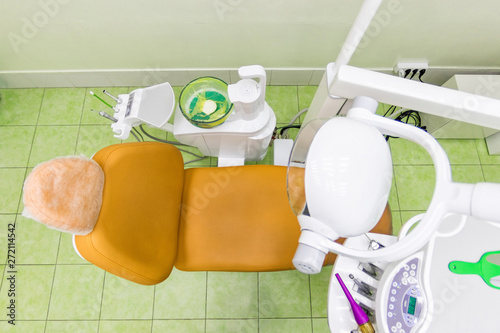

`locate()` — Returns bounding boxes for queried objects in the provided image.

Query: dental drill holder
[329,233,397,332]
[173,65,276,167]
[111,82,175,140]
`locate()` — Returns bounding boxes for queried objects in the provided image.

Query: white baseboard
[0,68,326,88]
[1,66,499,88]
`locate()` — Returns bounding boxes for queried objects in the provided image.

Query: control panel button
[385,256,423,333]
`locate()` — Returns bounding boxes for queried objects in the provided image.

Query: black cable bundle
[384,69,428,140]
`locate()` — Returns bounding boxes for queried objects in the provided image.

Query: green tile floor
[0,86,499,332]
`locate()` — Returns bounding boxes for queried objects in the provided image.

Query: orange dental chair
[22,142,392,285]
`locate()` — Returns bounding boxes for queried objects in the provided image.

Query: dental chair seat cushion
[22,156,104,235]
[177,165,303,272]
[74,143,184,285]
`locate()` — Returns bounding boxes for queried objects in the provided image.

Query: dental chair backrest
[22,142,393,285]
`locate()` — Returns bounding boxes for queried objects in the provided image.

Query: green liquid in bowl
[179,77,233,128]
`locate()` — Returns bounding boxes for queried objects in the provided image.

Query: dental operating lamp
[289,0,500,274]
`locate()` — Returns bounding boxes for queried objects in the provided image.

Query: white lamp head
[307,116,392,236]
[287,115,393,273]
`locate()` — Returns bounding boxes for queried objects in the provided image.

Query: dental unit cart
[104,65,276,167]
[329,214,500,332]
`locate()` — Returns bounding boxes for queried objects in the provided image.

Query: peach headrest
[22,156,104,235]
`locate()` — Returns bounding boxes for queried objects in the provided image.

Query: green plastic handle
[449,250,500,290]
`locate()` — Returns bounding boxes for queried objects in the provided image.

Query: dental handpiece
[349,274,375,298]
[336,274,375,333]
[102,90,121,103]
[90,109,117,122]
[359,261,377,277]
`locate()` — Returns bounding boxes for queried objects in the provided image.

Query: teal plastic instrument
[449,251,500,290]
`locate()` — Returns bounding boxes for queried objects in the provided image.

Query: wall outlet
[393,62,429,77]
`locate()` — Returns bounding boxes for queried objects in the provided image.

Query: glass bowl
[179,77,233,128]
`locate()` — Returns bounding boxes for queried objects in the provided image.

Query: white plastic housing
[328,64,500,131]
[173,65,275,167]
[173,102,276,166]
[304,116,393,237]
[471,182,500,221]
[293,242,327,275]
[274,139,294,166]
[112,82,175,139]
[228,65,267,121]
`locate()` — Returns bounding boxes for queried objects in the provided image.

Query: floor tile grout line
[96,272,107,333]
[391,164,403,233]
[6,124,82,127]
[204,271,208,333]
[16,88,45,214]
[257,272,260,333]
[0,167,31,170]
[74,88,88,155]
[308,275,314,333]
[151,285,156,333]
[479,162,487,182]
[296,86,300,124]
[13,263,93,266]
[75,88,90,155]
[1,317,331,321]
[44,231,62,333]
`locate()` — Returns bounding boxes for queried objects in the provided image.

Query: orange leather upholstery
[74,143,184,285]
[176,165,302,272]
[74,142,393,285]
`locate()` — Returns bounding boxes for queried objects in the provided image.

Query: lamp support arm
[328,64,500,131]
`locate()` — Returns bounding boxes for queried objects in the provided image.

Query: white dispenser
[227,65,266,121]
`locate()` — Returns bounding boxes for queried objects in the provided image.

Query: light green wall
[1,0,500,72]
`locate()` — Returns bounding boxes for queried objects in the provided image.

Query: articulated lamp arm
[293,102,500,273]
[293,0,500,273]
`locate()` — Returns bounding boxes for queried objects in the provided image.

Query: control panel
[382,255,425,332]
